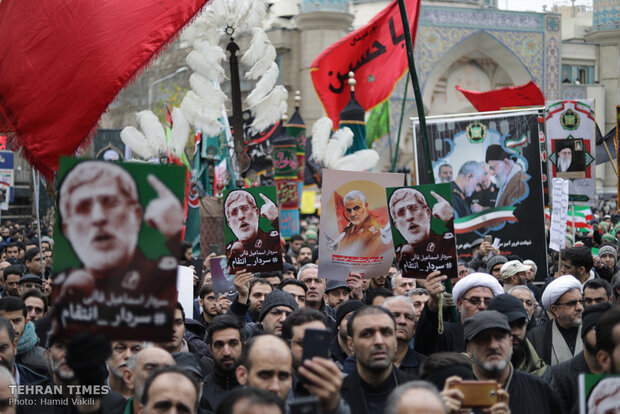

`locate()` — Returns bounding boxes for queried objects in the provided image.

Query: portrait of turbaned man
[52,158,186,340]
[553,138,586,178]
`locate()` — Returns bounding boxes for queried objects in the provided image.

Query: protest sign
[549,178,569,252]
[223,186,283,273]
[414,109,547,280]
[318,169,403,281]
[0,151,14,202]
[176,266,194,320]
[210,255,237,298]
[386,183,458,279]
[52,158,185,340]
[546,100,596,206]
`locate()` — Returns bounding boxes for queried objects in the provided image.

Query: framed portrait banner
[52,158,185,340]
[386,183,458,279]
[318,169,404,281]
[545,100,596,206]
[223,186,283,273]
[413,109,547,280]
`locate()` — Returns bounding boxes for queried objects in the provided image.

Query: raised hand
[430,190,454,222]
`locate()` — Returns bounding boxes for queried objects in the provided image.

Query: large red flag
[310,0,421,126]
[455,81,545,112]
[0,0,209,178]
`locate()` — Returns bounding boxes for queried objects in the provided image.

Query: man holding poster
[388,185,458,279]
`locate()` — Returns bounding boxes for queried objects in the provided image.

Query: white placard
[549,178,570,252]
[176,266,194,319]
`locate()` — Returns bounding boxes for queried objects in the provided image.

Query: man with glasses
[583,279,614,308]
[508,285,540,330]
[415,272,503,355]
[528,275,584,365]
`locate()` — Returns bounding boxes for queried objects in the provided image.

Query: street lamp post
[147,66,189,108]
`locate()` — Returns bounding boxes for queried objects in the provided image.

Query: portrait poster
[578,373,620,414]
[210,256,237,298]
[413,109,547,280]
[223,186,283,273]
[0,172,10,211]
[0,151,14,202]
[318,169,404,281]
[52,157,186,340]
[386,183,458,279]
[546,100,596,206]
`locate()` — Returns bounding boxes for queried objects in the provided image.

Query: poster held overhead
[52,158,185,340]
[387,183,458,279]
[223,186,283,273]
[318,169,404,281]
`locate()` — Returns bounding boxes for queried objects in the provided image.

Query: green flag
[366,101,390,147]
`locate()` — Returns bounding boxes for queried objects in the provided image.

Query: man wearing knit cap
[486,255,507,280]
[499,260,530,293]
[527,275,584,365]
[414,272,503,355]
[258,290,298,336]
[485,144,526,207]
[550,302,611,414]
[464,311,561,413]
[330,300,365,366]
[594,244,620,283]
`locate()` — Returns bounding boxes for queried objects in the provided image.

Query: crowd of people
[0,203,618,414]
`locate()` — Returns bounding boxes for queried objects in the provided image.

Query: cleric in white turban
[452,272,504,303]
[541,274,582,310]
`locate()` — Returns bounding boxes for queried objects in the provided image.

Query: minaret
[295,0,354,127]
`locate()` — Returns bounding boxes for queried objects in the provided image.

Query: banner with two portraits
[53,158,186,340]
[413,109,548,279]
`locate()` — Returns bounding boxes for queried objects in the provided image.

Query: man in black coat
[200,315,243,412]
[549,302,611,414]
[341,306,415,414]
[465,311,561,414]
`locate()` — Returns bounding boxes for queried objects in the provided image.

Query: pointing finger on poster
[430,190,454,222]
[258,193,279,222]
[145,174,184,238]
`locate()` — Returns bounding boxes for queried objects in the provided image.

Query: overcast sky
[501,0,592,12]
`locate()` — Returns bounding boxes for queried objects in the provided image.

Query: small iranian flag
[545,206,593,231]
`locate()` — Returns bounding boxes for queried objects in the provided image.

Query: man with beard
[324,280,351,309]
[388,188,455,278]
[118,347,175,414]
[107,340,143,398]
[550,302,610,414]
[594,244,620,283]
[437,163,453,183]
[486,144,527,207]
[465,311,561,413]
[224,190,281,272]
[381,297,427,377]
[341,306,414,414]
[197,284,218,330]
[528,275,584,365]
[488,294,546,376]
[450,161,484,218]
[468,162,498,209]
[556,142,582,173]
[327,190,387,256]
[201,315,244,412]
[595,306,620,374]
[0,318,43,385]
[415,272,504,355]
[297,246,314,267]
[228,273,272,324]
[330,300,364,367]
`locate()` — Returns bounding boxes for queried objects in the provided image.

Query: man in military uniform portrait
[326,190,389,257]
[388,187,457,279]
[224,189,282,272]
[450,161,484,218]
[54,161,184,339]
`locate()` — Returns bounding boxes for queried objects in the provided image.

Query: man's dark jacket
[506,369,562,414]
[549,351,590,414]
[340,367,414,414]
[200,367,240,413]
[414,305,464,355]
